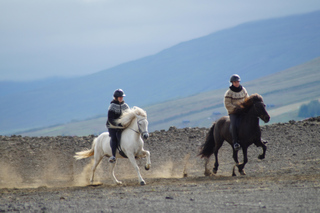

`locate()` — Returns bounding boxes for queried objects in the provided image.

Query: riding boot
[109,156,116,163]
[109,138,118,163]
[230,114,241,151]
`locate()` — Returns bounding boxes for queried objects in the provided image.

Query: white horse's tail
[74,138,97,160]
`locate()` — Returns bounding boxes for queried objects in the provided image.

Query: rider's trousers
[229,113,239,144]
[108,128,118,157]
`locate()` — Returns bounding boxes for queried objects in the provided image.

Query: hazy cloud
[1,0,320,80]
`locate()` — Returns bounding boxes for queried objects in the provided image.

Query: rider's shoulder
[121,103,130,110]
[108,102,121,111]
[242,86,248,92]
[224,89,234,97]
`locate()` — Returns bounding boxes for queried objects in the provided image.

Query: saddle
[116,130,128,158]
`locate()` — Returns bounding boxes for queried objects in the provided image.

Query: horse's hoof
[204,170,212,176]
[140,181,146,185]
[240,170,246,175]
[145,165,150,170]
[116,181,123,185]
[258,154,265,160]
[232,165,237,176]
[90,183,103,187]
[212,169,217,174]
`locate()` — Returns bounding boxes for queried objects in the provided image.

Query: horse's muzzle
[262,115,270,123]
[143,133,149,139]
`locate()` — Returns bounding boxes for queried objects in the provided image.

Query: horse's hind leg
[213,141,223,174]
[110,160,122,185]
[127,153,146,185]
[204,158,211,176]
[90,154,104,184]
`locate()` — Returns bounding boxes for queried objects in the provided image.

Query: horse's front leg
[127,153,146,185]
[255,139,267,160]
[110,160,122,185]
[141,149,151,170]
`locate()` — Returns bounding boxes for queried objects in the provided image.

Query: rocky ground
[0,117,319,212]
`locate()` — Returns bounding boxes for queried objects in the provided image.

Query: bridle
[129,117,148,136]
[253,102,264,114]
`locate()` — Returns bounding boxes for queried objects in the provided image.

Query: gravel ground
[0,117,319,212]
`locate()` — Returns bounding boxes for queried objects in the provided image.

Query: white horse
[74,106,151,185]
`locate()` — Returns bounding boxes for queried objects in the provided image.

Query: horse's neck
[123,116,142,142]
[241,107,260,126]
[127,116,137,129]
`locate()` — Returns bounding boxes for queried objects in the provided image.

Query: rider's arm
[224,90,236,114]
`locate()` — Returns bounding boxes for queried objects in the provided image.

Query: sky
[1,0,320,81]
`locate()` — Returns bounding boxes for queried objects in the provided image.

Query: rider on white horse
[106,89,129,163]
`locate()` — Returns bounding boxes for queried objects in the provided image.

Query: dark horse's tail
[199,123,215,158]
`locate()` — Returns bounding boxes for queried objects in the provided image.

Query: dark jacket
[106,100,129,128]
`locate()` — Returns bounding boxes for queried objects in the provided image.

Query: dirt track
[0,118,320,212]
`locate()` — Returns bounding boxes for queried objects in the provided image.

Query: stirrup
[109,156,116,163]
[233,143,241,151]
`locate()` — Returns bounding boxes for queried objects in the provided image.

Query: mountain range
[1,10,320,135]
[16,56,320,136]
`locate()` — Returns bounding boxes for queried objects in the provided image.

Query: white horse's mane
[116,106,147,128]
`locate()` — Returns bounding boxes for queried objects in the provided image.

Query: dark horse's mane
[232,93,263,114]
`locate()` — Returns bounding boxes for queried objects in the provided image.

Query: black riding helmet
[113,89,126,98]
[230,74,241,82]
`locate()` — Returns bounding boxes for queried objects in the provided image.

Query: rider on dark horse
[106,89,129,163]
[224,74,249,151]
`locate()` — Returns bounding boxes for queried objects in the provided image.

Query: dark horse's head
[233,93,270,123]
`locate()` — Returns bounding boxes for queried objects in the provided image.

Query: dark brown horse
[199,93,270,176]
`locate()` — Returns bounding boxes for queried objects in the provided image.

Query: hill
[19,57,320,136]
[1,10,320,135]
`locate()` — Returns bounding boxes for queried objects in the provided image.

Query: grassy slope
[20,57,320,136]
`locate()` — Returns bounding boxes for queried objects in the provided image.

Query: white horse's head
[117,106,149,139]
[133,107,149,139]
[136,114,149,139]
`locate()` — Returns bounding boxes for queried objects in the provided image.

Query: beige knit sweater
[224,87,249,114]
